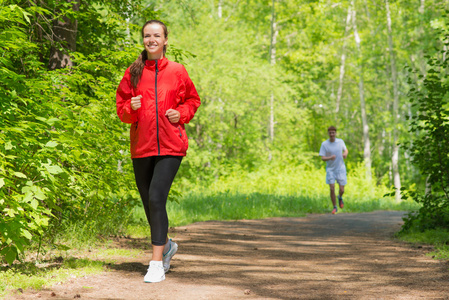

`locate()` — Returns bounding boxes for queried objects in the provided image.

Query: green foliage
[0,256,105,298]
[397,228,449,260]
[0,1,152,265]
[400,25,449,232]
[2,0,446,268]
[160,162,418,228]
[166,191,417,227]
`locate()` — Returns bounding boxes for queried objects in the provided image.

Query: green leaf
[22,10,31,24]
[20,229,32,240]
[46,118,60,125]
[1,246,18,265]
[34,188,46,200]
[13,172,27,178]
[45,141,58,148]
[44,164,64,175]
[30,199,39,209]
[5,141,13,150]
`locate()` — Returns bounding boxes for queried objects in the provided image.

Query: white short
[326,170,347,186]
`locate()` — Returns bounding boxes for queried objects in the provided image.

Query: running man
[319,126,348,214]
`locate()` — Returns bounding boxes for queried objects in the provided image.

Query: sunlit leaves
[401,26,449,231]
[0,0,146,265]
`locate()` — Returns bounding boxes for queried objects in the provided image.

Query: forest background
[1,0,449,270]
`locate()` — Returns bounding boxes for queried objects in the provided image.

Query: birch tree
[351,0,372,180]
[269,0,277,145]
[385,0,401,201]
[336,6,352,113]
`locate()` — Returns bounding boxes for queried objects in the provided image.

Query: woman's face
[143,23,167,60]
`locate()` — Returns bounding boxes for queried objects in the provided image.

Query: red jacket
[116,57,200,158]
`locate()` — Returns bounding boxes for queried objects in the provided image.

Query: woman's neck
[147,52,164,61]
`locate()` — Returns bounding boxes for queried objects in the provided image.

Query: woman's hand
[131,95,143,110]
[165,109,180,123]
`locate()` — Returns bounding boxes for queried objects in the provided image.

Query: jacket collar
[145,57,168,70]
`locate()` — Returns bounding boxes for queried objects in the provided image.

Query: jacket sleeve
[177,66,201,125]
[116,69,137,124]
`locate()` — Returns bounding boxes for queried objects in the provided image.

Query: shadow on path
[9,211,449,300]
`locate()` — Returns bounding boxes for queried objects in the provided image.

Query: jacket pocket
[177,125,187,152]
[131,122,139,146]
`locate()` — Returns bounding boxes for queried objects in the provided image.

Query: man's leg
[329,183,336,207]
[339,185,345,198]
[338,184,345,209]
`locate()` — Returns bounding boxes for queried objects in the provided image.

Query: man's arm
[321,155,336,161]
[343,148,348,159]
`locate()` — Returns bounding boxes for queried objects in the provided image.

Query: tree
[336,6,352,114]
[385,0,401,201]
[48,0,80,70]
[352,0,372,180]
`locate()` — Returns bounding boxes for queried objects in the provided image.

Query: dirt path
[8,211,449,299]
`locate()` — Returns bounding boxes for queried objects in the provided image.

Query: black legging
[132,156,182,246]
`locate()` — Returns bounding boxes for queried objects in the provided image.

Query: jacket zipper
[155,60,160,155]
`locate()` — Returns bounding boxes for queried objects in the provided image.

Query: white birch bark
[352,0,372,180]
[336,6,352,113]
[218,0,223,18]
[269,0,277,144]
[385,0,401,202]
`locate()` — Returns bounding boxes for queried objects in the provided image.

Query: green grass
[166,192,418,227]
[125,162,420,233]
[0,245,144,298]
[0,257,105,299]
[123,191,419,236]
[397,228,449,260]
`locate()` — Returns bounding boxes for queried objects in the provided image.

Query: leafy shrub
[0,2,145,264]
[401,29,449,232]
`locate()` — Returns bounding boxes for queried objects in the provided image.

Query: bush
[401,29,449,232]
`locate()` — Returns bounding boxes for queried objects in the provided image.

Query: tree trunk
[385,0,401,202]
[419,0,425,13]
[336,6,352,113]
[218,0,223,18]
[352,0,372,180]
[425,175,431,196]
[48,0,80,70]
[269,0,277,144]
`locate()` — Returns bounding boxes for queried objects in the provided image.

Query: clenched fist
[131,95,143,110]
[165,109,180,123]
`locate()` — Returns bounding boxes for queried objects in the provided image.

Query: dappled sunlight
[162,211,449,299]
[12,212,449,300]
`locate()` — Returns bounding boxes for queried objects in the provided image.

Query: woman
[116,20,200,283]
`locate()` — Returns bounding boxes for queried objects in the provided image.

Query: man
[319,126,348,214]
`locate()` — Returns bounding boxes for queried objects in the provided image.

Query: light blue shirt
[319,138,347,173]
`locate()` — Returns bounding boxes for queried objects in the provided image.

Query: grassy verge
[397,228,449,260]
[0,257,105,299]
[0,245,144,298]
[165,192,418,227]
[123,191,419,239]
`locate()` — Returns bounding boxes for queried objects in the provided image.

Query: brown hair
[328,126,337,132]
[129,20,169,88]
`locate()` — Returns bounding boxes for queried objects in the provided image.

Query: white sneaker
[144,261,165,283]
[163,239,178,273]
